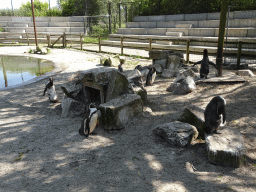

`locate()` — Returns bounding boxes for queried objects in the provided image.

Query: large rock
[100,94,143,130]
[167,76,196,95]
[178,105,205,139]
[167,55,181,70]
[161,69,177,78]
[149,50,175,60]
[79,67,118,86]
[153,59,167,69]
[61,95,85,118]
[154,63,164,73]
[130,86,147,102]
[205,127,246,168]
[105,71,130,102]
[61,80,84,101]
[153,121,199,147]
[177,68,196,77]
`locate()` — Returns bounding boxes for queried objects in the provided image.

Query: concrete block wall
[134,10,256,22]
[0,16,86,34]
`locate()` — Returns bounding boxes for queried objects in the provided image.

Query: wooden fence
[1,32,256,68]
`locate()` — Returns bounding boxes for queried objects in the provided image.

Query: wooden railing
[1,32,256,68]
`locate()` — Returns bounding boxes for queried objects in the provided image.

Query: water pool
[0,56,54,88]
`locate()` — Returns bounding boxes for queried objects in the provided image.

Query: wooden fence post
[47,34,51,47]
[149,38,152,50]
[63,33,66,48]
[237,41,242,69]
[26,33,29,45]
[121,36,123,55]
[98,35,101,53]
[80,33,83,50]
[186,40,190,63]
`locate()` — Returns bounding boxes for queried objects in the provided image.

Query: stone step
[117,27,256,37]
[134,10,256,22]
[14,23,28,27]
[166,32,184,37]
[5,35,22,39]
[10,29,25,33]
[175,24,193,28]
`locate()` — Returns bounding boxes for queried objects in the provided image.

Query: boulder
[61,80,84,101]
[161,69,177,78]
[177,68,196,77]
[105,70,130,102]
[236,69,254,77]
[167,55,181,70]
[205,127,246,168]
[149,50,175,60]
[124,69,144,87]
[79,67,118,86]
[153,121,199,147]
[167,76,196,95]
[61,95,85,118]
[153,59,167,69]
[154,63,164,73]
[130,86,147,102]
[178,105,205,139]
[99,94,143,130]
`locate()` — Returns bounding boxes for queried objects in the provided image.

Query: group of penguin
[43,49,226,137]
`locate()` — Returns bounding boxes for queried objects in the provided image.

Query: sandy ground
[0,47,256,192]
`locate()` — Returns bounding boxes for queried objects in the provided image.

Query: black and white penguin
[193,49,217,79]
[118,64,124,72]
[43,77,58,103]
[146,66,156,86]
[204,96,226,134]
[79,103,99,138]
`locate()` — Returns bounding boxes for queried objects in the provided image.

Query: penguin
[79,103,99,138]
[118,64,124,72]
[193,49,217,79]
[146,66,156,86]
[43,77,58,103]
[204,96,226,134]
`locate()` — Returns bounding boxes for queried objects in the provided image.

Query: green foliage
[0,8,14,16]
[0,26,4,32]
[90,24,109,36]
[136,0,256,16]
[60,0,100,16]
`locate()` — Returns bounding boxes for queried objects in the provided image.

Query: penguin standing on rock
[193,49,217,79]
[204,96,226,134]
[118,64,124,72]
[43,77,58,103]
[146,66,156,86]
[79,103,99,138]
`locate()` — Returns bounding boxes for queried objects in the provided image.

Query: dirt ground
[0,47,256,192]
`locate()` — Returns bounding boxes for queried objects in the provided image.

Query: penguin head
[49,77,53,82]
[89,103,97,109]
[203,49,208,57]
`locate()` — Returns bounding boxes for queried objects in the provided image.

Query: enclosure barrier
[0,32,256,68]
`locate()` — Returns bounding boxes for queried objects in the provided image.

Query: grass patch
[84,36,109,44]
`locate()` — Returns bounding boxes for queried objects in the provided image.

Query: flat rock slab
[99,94,143,130]
[153,121,199,147]
[178,105,205,139]
[205,127,246,168]
[195,72,246,83]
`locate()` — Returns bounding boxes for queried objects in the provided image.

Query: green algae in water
[0,56,54,88]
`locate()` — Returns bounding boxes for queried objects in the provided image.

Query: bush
[0,26,4,32]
